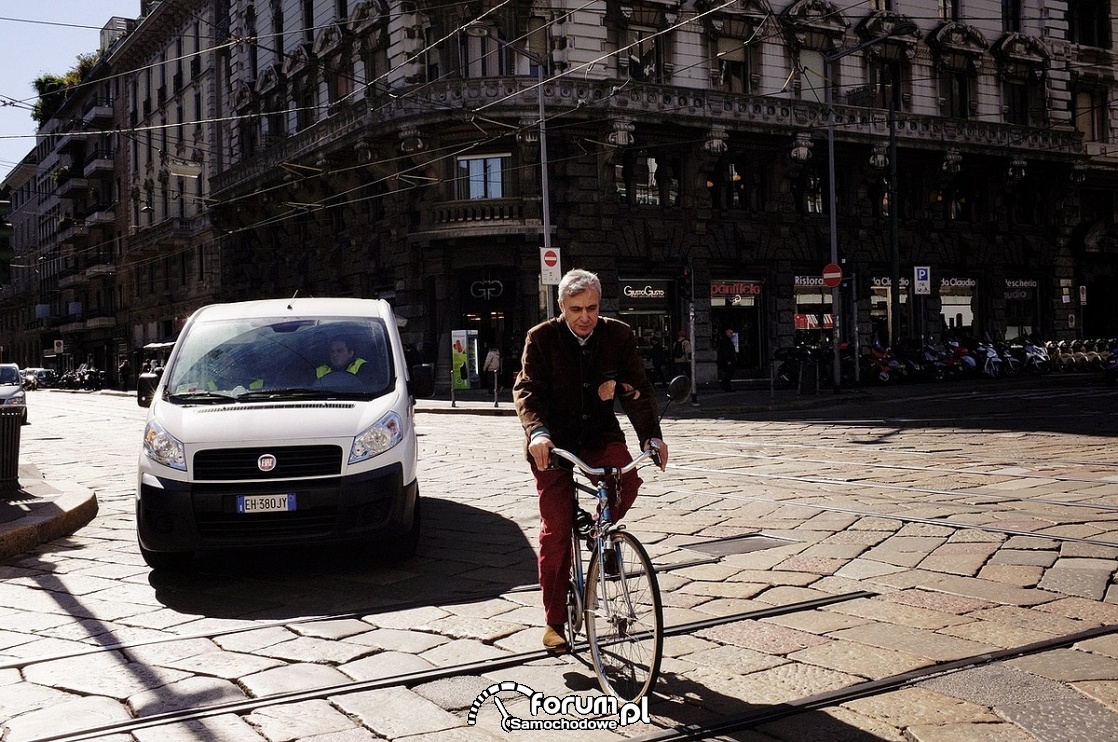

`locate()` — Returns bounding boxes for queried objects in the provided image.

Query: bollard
[0,407,22,491]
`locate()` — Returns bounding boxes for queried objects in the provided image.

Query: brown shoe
[542,624,569,654]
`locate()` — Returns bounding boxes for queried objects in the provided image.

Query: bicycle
[549,444,665,703]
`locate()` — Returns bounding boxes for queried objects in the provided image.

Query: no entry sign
[822,263,843,288]
[540,247,562,285]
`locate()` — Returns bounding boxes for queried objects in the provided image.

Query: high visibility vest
[316,358,366,378]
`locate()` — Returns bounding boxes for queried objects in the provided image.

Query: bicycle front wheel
[585,530,663,703]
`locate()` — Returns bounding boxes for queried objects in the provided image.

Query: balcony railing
[83,150,115,178]
[412,197,543,240]
[56,176,89,198]
[82,97,112,125]
[58,221,90,245]
[84,203,116,225]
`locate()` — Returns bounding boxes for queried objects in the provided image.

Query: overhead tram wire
[15,5,1099,267]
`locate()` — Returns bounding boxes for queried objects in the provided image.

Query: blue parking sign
[914,266,931,295]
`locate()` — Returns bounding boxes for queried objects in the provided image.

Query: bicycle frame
[552,447,655,642]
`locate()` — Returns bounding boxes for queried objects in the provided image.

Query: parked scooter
[972,339,1004,379]
[1104,341,1118,386]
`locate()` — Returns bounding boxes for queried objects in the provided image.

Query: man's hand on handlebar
[529,434,555,472]
[645,438,668,471]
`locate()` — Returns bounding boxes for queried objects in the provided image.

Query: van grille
[196,507,338,539]
[193,445,343,480]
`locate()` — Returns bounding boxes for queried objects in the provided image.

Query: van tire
[376,496,421,563]
[140,545,194,571]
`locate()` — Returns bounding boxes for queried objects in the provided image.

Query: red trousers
[530,442,642,625]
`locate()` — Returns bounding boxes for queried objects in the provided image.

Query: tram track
[0,555,723,674]
[26,592,876,742]
[630,622,1118,741]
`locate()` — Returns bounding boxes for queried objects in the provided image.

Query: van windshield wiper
[236,388,320,401]
[167,390,237,404]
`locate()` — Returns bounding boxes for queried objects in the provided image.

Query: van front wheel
[376,496,421,562]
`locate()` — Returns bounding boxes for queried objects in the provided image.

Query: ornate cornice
[928,22,988,71]
[992,32,1048,80]
[255,63,283,97]
[780,0,848,49]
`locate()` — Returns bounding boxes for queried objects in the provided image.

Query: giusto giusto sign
[619,280,670,302]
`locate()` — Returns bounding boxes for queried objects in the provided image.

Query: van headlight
[143,420,186,471]
[350,411,403,464]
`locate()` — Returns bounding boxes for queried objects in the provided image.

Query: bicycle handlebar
[549,443,659,476]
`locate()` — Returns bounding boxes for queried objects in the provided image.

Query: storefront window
[618,278,672,377]
[940,277,976,338]
[869,277,909,345]
[793,276,833,346]
[711,280,763,370]
[1004,279,1036,340]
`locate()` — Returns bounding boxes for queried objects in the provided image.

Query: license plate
[237,494,296,514]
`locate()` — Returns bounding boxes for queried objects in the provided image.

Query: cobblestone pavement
[1,381,1117,741]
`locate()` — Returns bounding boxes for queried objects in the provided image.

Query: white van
[136,298,433,570]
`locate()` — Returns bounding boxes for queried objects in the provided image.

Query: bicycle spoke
[585,531,663,702]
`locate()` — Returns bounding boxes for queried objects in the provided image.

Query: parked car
[0,364,27,424]
[32,368,58,389]
[135,297,434,570]
[21,367,56,390]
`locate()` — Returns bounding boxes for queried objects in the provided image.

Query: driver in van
[317,335,369,379]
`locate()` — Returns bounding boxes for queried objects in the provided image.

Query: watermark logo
[467,681,650,732]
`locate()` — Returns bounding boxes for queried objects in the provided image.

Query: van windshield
[163,316,395,403]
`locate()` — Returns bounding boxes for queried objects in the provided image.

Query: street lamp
[463,22,555,319]
[823,20,918,390]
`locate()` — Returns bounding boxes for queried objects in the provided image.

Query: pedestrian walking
[118,359,132,392]
[672,330,692,377]
[717,328,736,392]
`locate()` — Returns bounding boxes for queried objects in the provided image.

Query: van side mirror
[409,363,435,399]
[136,369,162,408]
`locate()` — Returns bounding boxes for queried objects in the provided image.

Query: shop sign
[795,275,825,287]
[871,277,911,287]
[620,280,670,301]
[940,277,976,288]
[711,281,762,297]
[1005,279,1036,300]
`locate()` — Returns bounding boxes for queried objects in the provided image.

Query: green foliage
[30,51,103,126]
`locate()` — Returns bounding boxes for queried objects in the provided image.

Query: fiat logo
[257,454,277,472]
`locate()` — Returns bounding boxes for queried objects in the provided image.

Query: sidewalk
[416,377,865,416]
[0,380,856,560]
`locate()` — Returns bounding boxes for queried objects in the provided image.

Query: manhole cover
[683,533,797,557]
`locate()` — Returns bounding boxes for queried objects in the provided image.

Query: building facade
[1,0,1116,387]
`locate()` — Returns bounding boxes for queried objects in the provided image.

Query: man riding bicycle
[513,268,668,653]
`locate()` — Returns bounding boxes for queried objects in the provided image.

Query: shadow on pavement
[148,496,538,620]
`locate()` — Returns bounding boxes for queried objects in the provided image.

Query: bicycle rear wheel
[584,530,663,702]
